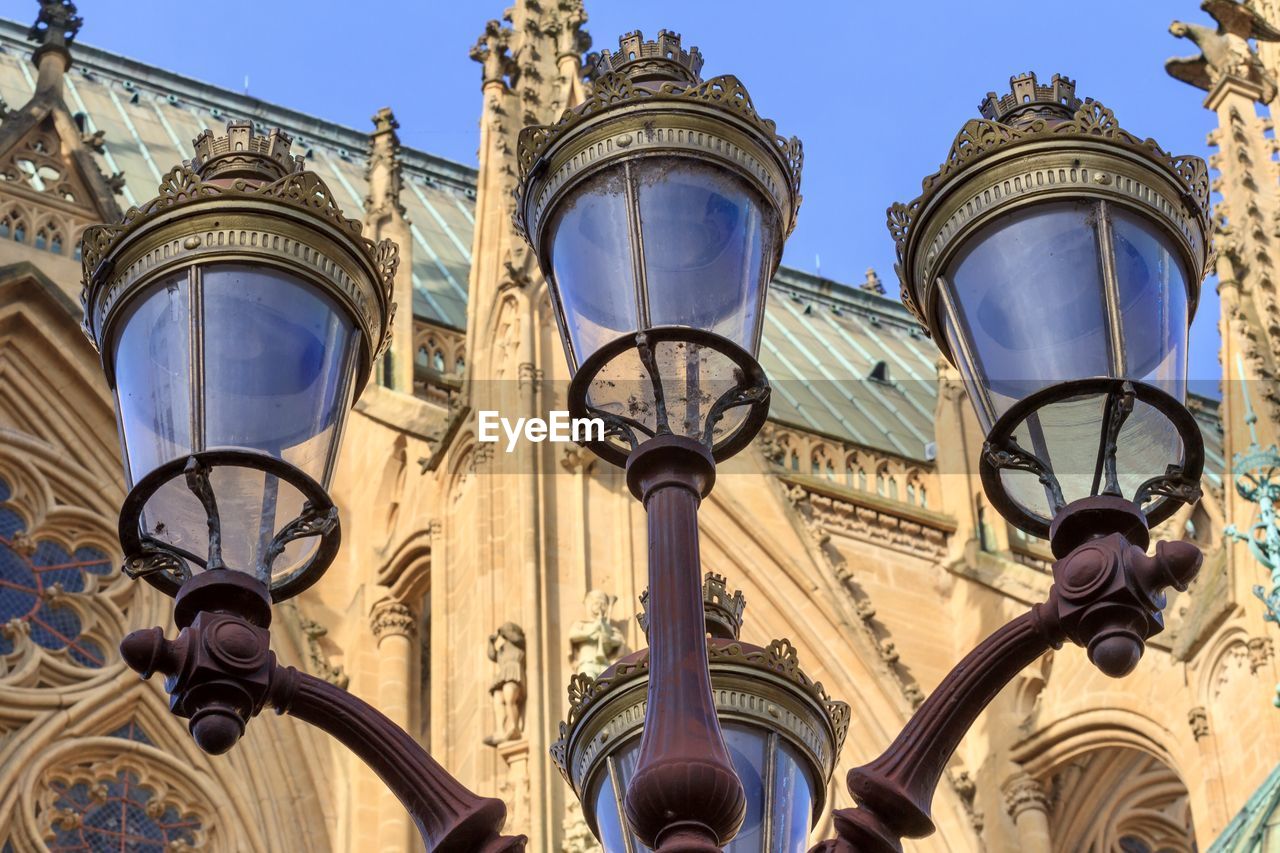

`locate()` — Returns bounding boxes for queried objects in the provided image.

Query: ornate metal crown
[80,122,398,395]
[190,122,303,182]
[513,32,803,255]
[979,71,1081,126]
[887,72,1212,349]
[636,571,746,640]
[596,29,704,84]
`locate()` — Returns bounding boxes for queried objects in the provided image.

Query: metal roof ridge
[0,17,479,191]
[771,265,916,325]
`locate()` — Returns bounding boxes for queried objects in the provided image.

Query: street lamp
[82,124,392,602]
[552,573,849,853]
[889,72,1210,540]
[82,123,525,851]
[805,73,1212,853]
[515,29,803,852]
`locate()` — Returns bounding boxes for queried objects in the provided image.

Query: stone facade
[0,2,1277,852]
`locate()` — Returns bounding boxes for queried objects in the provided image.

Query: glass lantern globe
[889,73,1212,538]
[515,30,803,466]
[553,574,849,853]
[81,122,396,599]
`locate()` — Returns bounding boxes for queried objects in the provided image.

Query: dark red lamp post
[513,30,807,852]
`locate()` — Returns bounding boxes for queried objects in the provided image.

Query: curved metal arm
[269,665,522,852]
[810,500,1202,853]
[118,571,525,853]
[815,608,1063,852]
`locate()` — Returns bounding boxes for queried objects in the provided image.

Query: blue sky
[69,0,1226,393]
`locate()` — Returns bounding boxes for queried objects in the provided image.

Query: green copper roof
[0,18,477,331]
[0,17,1228,479]
[1209,762,1280,852]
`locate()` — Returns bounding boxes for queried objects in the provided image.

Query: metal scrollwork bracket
[703,377,771,447]
[257,502,339,583]
[1134,464,1203,508]
[982,436,1067,515]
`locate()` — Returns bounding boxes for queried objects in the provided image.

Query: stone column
[1002,772,1053,853]
[371,599,418,852]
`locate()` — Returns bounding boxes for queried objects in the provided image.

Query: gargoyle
[1167,0,1280,102]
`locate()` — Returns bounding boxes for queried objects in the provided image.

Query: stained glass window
[107,720,154,746]
[46,770,201,850]
[0,476,113,667]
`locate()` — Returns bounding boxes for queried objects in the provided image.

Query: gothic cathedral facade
[0,1,1279,851]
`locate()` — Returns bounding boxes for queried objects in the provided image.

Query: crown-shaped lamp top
[979,72,1081,128]
[638,571,746,641]
[596,29,704,85]
[189,121,304,183]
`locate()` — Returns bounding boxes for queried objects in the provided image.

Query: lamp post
[805,72,1213,852]
[513,30,803,852]
[82,122,525,852]
[551,573,849,853]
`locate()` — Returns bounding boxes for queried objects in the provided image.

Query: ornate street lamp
[889,72,1211,540]
[515,29,802,852]
[82,124,394,602]
[803,73,1212,853]
[82,123,525,852]
[552,574,849,853]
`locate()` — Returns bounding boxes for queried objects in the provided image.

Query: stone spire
[365,107,405,219]
[28,1,81,94]
[362,107,412,395]
[454,5,593,850]
[0,1,121,225]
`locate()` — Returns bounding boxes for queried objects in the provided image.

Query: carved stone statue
[567,590,625,679]
[1168,0,1280,102]
[484,621,526,746]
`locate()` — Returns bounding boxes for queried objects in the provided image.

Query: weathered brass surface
[889,73,1212,360]
[513,31,803,269]
[80,122,398,395]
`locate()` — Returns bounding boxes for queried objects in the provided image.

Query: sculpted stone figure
[568,590,624,680]
[1168,0,1280,101]
[484,621,526,746]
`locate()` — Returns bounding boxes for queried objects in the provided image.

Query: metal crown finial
[596,29,704,84]
[980,72,1081,127]
[637,571,746,640]
[189,121,304,183]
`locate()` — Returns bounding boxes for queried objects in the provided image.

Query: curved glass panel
[113,263,359,584]
[112,270,191,489]
[636,158,776,354]
[771,742,816,853]
[998,394,1185,524]
[943,201,1108,422]
[723,723,768,851]
[583,340,752,455]
[1111,207,1189,400]
[547,170,639,368]
[202,263,359,485]
[591,771,629,853]
[592,724,818,853]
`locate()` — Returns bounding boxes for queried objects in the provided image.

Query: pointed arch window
[46,770,203,850]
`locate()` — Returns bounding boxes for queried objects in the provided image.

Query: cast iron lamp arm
[118,572,525,853]
[811,500,1203,853]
